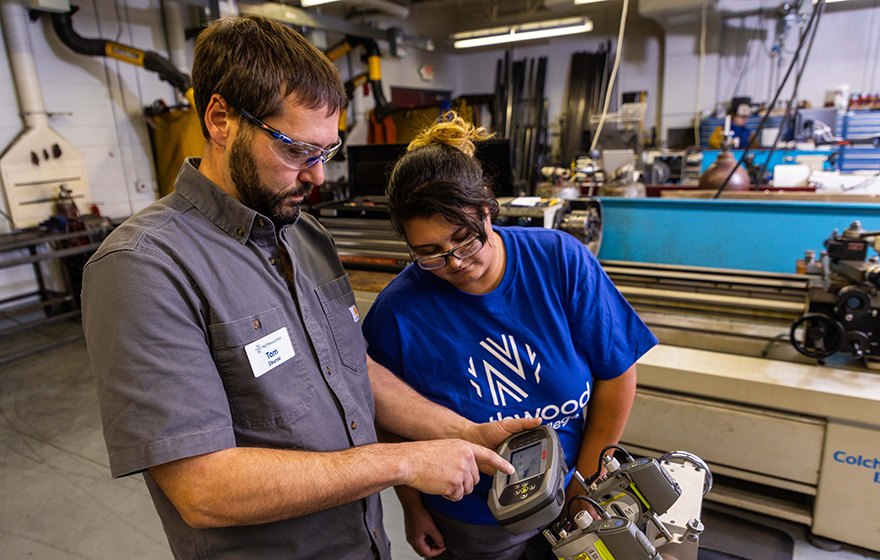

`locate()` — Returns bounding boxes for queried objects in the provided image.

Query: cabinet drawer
[621,389,825,486]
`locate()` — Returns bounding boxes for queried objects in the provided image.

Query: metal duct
[1,0,48,129]
[0,0,92,229]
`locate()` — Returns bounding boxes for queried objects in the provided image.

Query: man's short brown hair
[192,15,347,138]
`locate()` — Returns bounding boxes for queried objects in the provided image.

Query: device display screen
[509,442,543,484]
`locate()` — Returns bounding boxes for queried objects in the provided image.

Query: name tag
[244,327,295,378]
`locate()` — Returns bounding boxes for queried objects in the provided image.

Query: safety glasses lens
[270,138,341,170]
[415,256,446,270]
[454,238,483,259]
[270,141,314,169]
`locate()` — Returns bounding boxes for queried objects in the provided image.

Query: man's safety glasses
[236,108,342,170]
[410,237,484,270]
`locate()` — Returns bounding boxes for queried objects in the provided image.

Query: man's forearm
[368,356,541,454]
[150,444,407,528]
[150,438,498,529]
[368,356,473,440]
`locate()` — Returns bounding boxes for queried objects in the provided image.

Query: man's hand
[460,417,542,474]
[396,439,513,501]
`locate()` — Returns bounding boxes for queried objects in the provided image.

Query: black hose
[343,36,395,119]
[142,51,192,94]
[587,445,635,483]
[566,495,607,526]
[49,10,191,94]
[756,1,824,189]
[713,0,824,199]
[50,11,105,56]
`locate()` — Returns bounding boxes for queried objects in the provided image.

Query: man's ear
[203,94,234,148]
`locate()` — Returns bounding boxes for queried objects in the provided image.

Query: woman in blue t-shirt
[363,113,657,560]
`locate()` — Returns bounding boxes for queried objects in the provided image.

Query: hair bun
[407,111,494,157]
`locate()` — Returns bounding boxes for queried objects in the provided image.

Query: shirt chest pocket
[210,306,313,429]
[316,275,367,373]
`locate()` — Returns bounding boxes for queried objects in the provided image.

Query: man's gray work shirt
[82,158,389,560]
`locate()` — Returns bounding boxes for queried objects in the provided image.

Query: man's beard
[229,132,313,226]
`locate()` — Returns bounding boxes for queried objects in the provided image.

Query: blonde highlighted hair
[387,111,500,243]
[407,112,494,158]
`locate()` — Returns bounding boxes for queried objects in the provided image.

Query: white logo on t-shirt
[467,334,541,407]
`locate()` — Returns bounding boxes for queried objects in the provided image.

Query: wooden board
[346,269,397,292]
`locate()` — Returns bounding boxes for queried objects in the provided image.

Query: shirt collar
[174,157,290,244]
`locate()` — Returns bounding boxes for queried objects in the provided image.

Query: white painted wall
[714,0,880,111]
[659,7,722,136]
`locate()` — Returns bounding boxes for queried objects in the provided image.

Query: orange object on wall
[368,109,397,144]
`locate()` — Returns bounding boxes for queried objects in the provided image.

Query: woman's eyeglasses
[410,237,484,270]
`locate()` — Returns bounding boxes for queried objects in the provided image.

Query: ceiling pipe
[303,0,410,19]
[0,0,93,230]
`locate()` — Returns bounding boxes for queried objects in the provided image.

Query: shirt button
[253,320,260,329]
[258,218,265,227]
[237,228,244,236]
[269,258,276,265]
[326,367,331,376]
[351,421,357,429]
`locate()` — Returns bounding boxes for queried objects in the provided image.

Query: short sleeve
[362,290,404,377]
[563,238,658,380]
[82,249,236,478]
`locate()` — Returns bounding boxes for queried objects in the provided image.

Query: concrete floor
[1,320,878,560]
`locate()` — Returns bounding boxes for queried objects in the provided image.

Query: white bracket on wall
[0,124,91,229]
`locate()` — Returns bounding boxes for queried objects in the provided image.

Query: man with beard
[81,15,534,560]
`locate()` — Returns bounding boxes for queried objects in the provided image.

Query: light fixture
[300,0,341,7]
[451,17,593,49]
[574,0,612,4]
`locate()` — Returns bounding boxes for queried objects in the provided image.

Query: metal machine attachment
[559,198,603,256]
[792,221,880,362]
[489,431,710,560]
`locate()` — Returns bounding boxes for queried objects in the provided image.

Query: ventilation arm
[48,9,191,95]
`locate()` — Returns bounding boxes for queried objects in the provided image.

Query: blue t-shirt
[731,124,751,148]
[363,226,657,524]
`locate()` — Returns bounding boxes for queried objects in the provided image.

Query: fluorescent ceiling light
[452,17,593,49]
[301,0,341,6]
[574,0,612,4]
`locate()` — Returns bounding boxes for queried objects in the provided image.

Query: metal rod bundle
[493,51,548,193]
[560,43,613,166]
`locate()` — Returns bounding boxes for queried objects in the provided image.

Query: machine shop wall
[451,0,663,159]
[654,0,880,138]
[0,0,176,303]
[0,1,460,305]
[714,0,880,112]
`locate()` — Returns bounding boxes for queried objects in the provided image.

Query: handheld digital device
[488,425,567,534]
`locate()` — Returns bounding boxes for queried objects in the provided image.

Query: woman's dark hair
[192,15,347,139]
[386,112,499,243]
